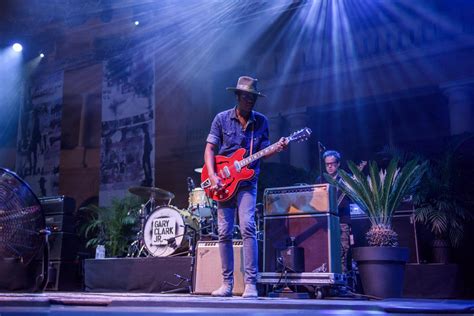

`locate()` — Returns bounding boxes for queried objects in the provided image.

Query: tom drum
[188,188,214,217]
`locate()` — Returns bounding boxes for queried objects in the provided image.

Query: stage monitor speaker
[264,184,337,216]
[351,212,420,263]
[193,240,244,295]
[264,213,341,273]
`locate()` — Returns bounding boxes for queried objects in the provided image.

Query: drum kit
[126,168,218,258]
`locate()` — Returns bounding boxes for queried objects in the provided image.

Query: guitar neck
[239,138,288,168]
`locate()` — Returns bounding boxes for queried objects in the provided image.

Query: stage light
[39,53,45,58]
[134,20,140,26]
[12,43,23,52]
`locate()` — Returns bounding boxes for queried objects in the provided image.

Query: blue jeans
[217,186,258,285]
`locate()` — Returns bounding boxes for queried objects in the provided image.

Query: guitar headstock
[288,127,312,143]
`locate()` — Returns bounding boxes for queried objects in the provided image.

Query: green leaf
[328,158,427,246]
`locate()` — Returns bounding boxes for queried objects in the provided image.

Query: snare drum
[143,206,199,257]
[188,188,214,217]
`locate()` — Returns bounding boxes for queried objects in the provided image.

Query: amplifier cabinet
[48,232,79,261]
[45,214,75,234]
[264,184,337,216]
[263,213,341,274]
[39,196,76,215]
[193,240,245,295]
[46,260,82,291]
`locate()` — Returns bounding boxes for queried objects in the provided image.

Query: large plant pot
[432,238,451,263]
[353,246,409,298]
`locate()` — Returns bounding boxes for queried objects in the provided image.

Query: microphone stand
[318,141,325,184]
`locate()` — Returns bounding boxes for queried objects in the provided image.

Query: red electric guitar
[200,127,312,202]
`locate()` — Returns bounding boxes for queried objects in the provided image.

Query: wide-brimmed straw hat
[226,76,266,97]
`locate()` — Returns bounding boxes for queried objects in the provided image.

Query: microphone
[318,141,326,153]
[187,177,195,192]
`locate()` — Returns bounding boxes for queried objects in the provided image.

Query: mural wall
[15,71,64,197]
[100,51,155,206]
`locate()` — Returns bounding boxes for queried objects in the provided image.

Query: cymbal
[128,186,175,200]
[194,167,203,173]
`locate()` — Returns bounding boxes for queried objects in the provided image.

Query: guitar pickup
[222,166,231,178]
[234,161,241,172]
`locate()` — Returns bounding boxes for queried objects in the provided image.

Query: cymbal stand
[127,193,157,258]
[127,203,148,257]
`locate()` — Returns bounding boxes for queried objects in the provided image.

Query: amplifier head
[39,196,76,215]
[264,184,337,216]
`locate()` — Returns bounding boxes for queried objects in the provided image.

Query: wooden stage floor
[0,292,473,315]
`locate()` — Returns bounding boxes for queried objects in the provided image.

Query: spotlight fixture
[39,53,45,58]
[134,20,140,26]
[12,43,23,52]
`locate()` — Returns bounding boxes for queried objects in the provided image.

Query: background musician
[316,150,352,274]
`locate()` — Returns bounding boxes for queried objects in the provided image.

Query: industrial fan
[0,167,49,291]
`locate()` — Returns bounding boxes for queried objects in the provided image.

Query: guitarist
[316,150,353,274]
[204,76,287,298]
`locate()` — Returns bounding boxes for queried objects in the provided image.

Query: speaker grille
[193,241,245,295]
[263,213,341,273]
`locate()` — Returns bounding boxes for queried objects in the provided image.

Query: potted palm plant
[326,158,425,298]
[414,153,473,263]
[79,195,142,258]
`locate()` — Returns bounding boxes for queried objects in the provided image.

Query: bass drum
[143,206,199,257]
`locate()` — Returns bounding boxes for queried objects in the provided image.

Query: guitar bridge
[201,178,211,189]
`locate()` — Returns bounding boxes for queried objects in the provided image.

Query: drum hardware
[127,186,176,257]
[127,203,149,258]
[160,273,192,294]
[161,223,199,257]
[196,206,218,239]
[186,174,219,237]
[196,219,218,240]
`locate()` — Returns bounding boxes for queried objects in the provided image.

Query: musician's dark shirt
[316,174,352,224]
[206,107,270,186]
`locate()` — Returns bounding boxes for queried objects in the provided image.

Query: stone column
[440,80,474,136]
[267,114,283,163]
[78,94,87,148]
[283,108,310,171]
